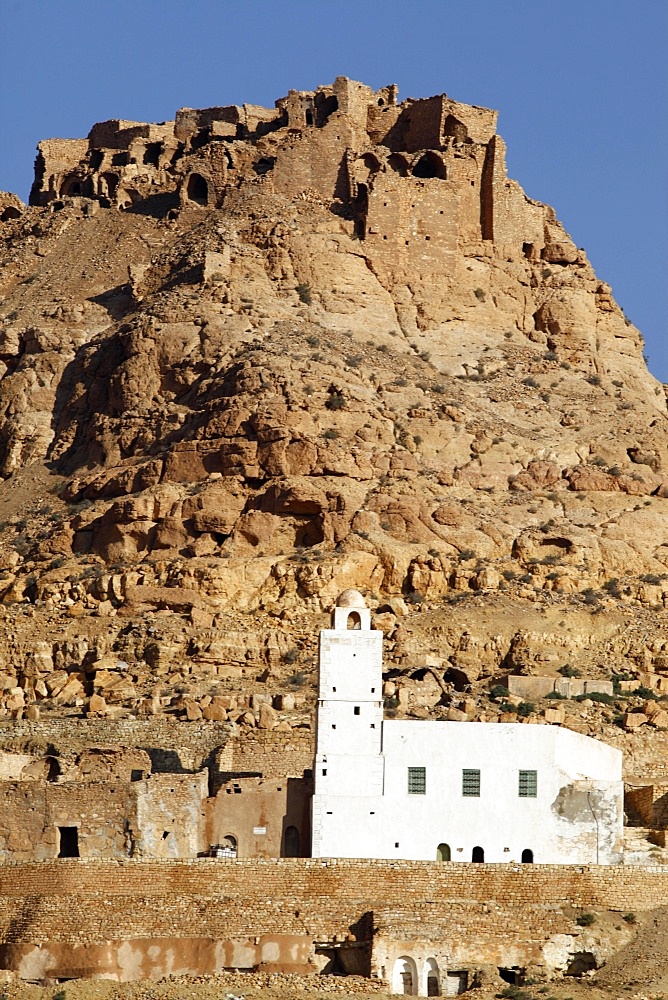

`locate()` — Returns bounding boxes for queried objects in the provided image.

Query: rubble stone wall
[0,859,665,981]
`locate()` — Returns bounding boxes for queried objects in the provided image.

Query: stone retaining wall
[0,858,665,982]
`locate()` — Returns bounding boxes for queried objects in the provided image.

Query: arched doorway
[346,611,362,630]
[392,956,417,996]
[521,848,534,863]
[424,957,440,996]
[186,173,209,206]
[436,843,451,862]
[283,825,300,857]
[472,846,484,863]
[220,834,237,858]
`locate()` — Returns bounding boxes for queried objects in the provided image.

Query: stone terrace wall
[0,718,230,771]
[1,858,668,948]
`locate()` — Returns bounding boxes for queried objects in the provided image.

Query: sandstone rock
[258,702,278,730]
[202,704,227,721]
[543,707,566,725]
[623,712,647,730]
[446,707,468,722]
[88,693,108,716]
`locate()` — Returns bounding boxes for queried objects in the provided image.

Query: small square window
[354,706,360,715]
[462,769,481,797]
[407,766,426,794]
[519,770,537,797]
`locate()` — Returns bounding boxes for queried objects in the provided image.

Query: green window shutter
[462,769,481,797]
[407,766,426,794]
[519,770,538,797]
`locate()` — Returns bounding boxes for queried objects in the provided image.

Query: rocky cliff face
[0,78,667,773]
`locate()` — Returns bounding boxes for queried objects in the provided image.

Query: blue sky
[1,0,666,381]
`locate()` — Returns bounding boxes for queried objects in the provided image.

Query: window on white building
[462,769,481,796]
[519,770,537,797]
[407,767,426,794]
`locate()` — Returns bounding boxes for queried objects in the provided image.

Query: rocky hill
[0,77,667,779]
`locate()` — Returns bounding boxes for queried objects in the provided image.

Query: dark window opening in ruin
[436,842,451,862]
[284,825,300,857]
[63,180,81,197]
[427,975,439,996]
[499,968,524,985]
[522,242,534,259]
[305,107,314,127]
[89,149,104,169]
[378,98,385,106]
[253,156,277,176]
[346,612,362,630]
[362,153,382,174]
[143,142,162,167]
[566,952,598,977]
[58,826,79,858]
[190,128,212,151]
[46,756,61,781]
[353,182,369,240]
[462,769,481,797]
[186,173,209,206]
[101,173,119,198]
[408,767,426,795]
[314,93,338,126]
[442,114,469,142]
[472,846,484,863]
[412,152,447,180]
[162,830,170,840]
[111,152,129,166]
[388,153,409,176]
[130,769,143,782]
[521,848,534,863]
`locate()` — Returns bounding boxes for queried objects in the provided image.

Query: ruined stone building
[312,591,624,865]
[28,75,578,274]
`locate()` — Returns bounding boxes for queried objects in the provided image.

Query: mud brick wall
[1,858,668,949]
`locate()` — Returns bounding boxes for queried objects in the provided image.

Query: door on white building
[436,843,451,861]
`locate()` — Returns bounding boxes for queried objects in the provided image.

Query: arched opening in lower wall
[392,956,417,995]
[423,957,440,995]
[472,846,484,863]
[521,848,534,863]
[436,842,451,861]
[283,825,300,857]
[186,173,209,206]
